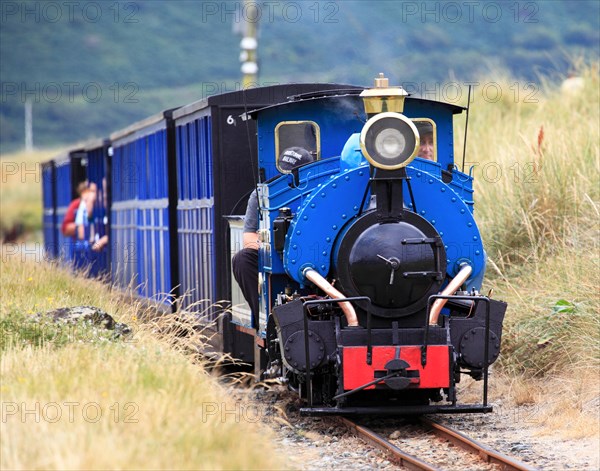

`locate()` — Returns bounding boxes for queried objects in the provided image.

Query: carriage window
[412,119,437,162]
[275,121,320,173]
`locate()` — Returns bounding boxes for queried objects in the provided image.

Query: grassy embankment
[453,63,599,436]
[0,254,284,470]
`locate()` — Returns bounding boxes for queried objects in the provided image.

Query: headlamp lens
[374,128,406,160]
[360,112,419,169]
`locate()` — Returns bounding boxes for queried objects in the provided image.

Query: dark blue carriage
[109,111,179,304]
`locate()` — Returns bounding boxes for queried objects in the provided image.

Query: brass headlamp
[360,74,419,170]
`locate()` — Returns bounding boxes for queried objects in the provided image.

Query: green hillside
[1,0,598,152]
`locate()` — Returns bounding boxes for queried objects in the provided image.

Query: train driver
[416,122,435,161]
[232,147,314,329]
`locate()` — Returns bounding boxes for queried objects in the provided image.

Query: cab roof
[244,90,465,119]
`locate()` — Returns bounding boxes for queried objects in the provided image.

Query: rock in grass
[36,306,131,337]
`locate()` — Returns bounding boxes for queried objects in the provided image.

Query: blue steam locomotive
[42,77,506,415]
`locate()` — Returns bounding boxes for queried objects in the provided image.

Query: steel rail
[419,417,537,471]
[337,417,537,471]
[337,417,441,471]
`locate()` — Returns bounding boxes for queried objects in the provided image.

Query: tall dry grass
[453,64,599,380]
[0,250,285,470]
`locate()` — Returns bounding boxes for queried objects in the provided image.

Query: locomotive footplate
[299,404,494,416]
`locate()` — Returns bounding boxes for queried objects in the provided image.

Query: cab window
[275,121,320,172]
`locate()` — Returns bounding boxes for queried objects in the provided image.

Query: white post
[25,100,33,151]
[240,0,258,88]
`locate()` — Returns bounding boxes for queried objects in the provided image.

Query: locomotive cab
[238,76,507,415]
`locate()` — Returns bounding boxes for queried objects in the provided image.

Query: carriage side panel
[175,112,216,315]
[85,141,110,277]
[41,161,57,259]
[54,158,74,262]
[110,114,177,305]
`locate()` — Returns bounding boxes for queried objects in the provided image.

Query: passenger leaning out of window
[75,182,97,241]
[61,181,88,238]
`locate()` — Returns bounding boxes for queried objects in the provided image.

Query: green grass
[0,309,120,351]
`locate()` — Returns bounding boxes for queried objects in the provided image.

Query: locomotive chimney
[373,72,389,88]
[360,73,408,117]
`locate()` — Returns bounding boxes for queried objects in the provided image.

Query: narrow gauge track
[336,417,536,471]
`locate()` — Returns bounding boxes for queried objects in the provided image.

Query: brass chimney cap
[374,73,388,88]
[360,73,408,98]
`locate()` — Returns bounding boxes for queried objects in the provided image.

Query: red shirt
[61,198,81,235]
